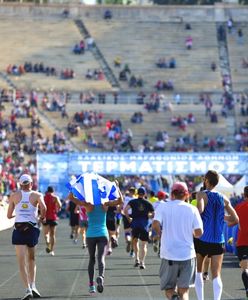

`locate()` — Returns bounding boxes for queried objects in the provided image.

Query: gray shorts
[159,258,196,290]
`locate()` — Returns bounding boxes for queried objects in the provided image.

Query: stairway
[74,19,120,89]
[0,72,17,90]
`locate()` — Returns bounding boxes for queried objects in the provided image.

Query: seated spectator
[86,69,93,79]
[79,40,85,53]
[119,70,127,81]
[210,111,218,123]
[137,76,143,87]
[131,112,143,124]
[185,36,193,50]
[211,61,216,71]
[114,56,121,67]
[62,9,69,18]
[169,57,176,68]
[123,64,131,74]
[156,58,167,68]
[73,44,81,54]
[187,113,195,123]
[86,36,94,50]
[185,23,191,30]
[104,10,112,20]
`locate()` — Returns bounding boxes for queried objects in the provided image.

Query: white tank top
[15,191,38,224]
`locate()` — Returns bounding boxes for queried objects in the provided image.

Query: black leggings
[86,236,108,284]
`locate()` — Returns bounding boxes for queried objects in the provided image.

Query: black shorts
[237,246,248,261]
[43,219,58,226]
[194,238,225,257]
[106,219,116,231]
[12,226,40,248]
[122,215,131,230]
[132,227,149,242]
[70,215,79,227]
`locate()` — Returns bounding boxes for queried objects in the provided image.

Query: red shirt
[235,201,248,246]
[44,193,58,221]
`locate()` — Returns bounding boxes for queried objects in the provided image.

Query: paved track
[0,219,244,300]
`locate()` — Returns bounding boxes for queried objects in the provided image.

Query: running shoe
[82,243,87,249]
[134,259,140,267]
[126,240,131,253]
[89,285,96,294]
[129,250,135,258]
[73,239,78,244]
[153,240,159,253]
[111,237,118,249]
[21,289,33,300]
[70,234,73,239]
[96,276,104,293]
[32,287,41,298]
[139,263,146,270]
[50,251,55,256]
[171,295,180,300]
[203,272,209,281]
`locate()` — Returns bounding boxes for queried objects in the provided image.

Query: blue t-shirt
[86,205,108,238]
[128,198,154,230]
[200,190,225,243]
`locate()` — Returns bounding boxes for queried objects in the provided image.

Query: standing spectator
[237,28,244,45]
[7,174,46,299]
[152,182,203,300]
[194,170,239,300]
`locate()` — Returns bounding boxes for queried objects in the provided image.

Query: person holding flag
[67,173,123,294]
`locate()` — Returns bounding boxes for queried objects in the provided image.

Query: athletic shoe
[21,289,33,300]
[89,285,96,294]
[82,243,87,249]
[45,246,51,253]
[70,234,73,239]
[32,287,41,298]
[171,295,180,300]
[134,259,140,267]
[50,251,55,256]
[96,276,104,293]
[203,272,209,281]
[153,240,159,253]
[139,263,146,270]
[129,250,135,258]
[73,239,78,244]
[111,237,118,249]
[126,241,131,253]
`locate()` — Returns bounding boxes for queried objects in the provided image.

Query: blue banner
[37,152,248,198]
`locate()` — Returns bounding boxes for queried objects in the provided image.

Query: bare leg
[49,226,56,252]
[178,287,189,300]
[140,241,148,264]
[132,238,139,261]
[27,246,36,285]
[15,245,29,289]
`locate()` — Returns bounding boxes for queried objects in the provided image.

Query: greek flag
[66,172,118,205]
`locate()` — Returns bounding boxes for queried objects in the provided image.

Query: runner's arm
[123,204,132,223]
[224,197,239,226]
[196,191,206,214]
[152,220,161,238]
[7,194,15,219]
[37,193,47,220]
[68,192,94,212]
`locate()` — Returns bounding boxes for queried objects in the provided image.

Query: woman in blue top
[68,181,123,294]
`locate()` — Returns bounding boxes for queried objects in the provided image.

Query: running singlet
[200,190,224,244]
[235,201,248,246]
[86,205,108,238]
[44,193,57,221]
[15,191,38,224]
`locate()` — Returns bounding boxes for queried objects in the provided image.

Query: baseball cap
[19,174,33,185]
[137,187,146,195]
[171,182,189,194]
[157,191,168,200]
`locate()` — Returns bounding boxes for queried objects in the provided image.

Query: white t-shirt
[154,200,203,261]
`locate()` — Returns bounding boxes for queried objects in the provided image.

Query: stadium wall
[0,3,248,22]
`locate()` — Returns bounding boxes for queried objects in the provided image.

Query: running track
[0,219,244,300]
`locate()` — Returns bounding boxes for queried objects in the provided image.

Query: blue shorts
[12,225,40,248]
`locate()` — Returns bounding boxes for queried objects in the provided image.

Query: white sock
[30,282,36,289]
[213,276,222,300]
[195,272,204,300]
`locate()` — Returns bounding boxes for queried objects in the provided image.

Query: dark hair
[244,186,248,198]
[47,186,54,193]
[204,170,219,187]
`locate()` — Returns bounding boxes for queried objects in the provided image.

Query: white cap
[19,174,32,185]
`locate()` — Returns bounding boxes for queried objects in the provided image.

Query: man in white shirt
[152,182,203,300]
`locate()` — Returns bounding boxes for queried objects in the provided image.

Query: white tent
[233,176,246,196]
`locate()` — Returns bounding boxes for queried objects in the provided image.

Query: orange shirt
[235,201,248,246]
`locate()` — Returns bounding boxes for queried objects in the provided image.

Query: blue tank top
[86,205,108,238]
[200,190,225,243]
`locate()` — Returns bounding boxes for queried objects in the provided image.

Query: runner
[7,174,46,300]
[67,199,79,243]
[232,186,248,299]
[68,181,123,294]
[194,170,239,300]
[124,186,154,269]
[43,186,62,256]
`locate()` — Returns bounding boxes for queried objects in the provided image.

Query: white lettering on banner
[175,161,188,173]
[106,161,118,172]
[139,161,153,173]
[120,162,136,173]
[92,161,104,173]
[81,162,91,172]
[208,161,225,173]
[190,161,206,173]
[167,161,174,173]
[152,161,165,172]
[226,161,239,173]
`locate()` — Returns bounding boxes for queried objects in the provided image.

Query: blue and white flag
[66,172,118,205]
